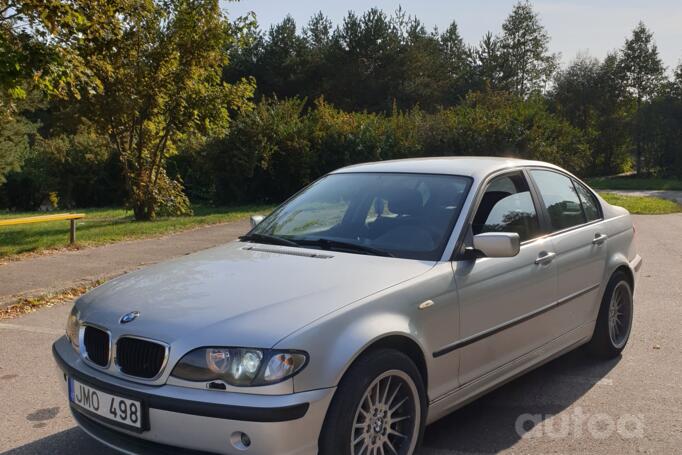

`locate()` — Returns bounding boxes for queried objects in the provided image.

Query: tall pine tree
[499,1,557,96]
[617,22,665,175]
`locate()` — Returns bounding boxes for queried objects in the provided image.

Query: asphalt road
[1,214,681,454]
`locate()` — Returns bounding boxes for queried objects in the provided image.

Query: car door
[450,170,559,384]
[528,169,607,331]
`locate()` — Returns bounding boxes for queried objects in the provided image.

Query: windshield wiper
[239,233,300,248]
[297,238,394,257]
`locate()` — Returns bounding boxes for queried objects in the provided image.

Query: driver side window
[472,173,541,242]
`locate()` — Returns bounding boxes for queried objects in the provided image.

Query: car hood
[78,241,434,348]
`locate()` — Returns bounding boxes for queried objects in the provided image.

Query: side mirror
[250,215,264,229]
[472,232,520,258]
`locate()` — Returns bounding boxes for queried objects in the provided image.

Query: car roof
[331,156,563,180]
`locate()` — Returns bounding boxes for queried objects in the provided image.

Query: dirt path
[0,220,250,308]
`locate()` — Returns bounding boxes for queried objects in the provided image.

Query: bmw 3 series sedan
[53,157,641,455]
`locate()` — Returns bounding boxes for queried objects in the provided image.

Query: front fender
[274,268,449,394]
[283,307,429,393]
[274,262,458,396]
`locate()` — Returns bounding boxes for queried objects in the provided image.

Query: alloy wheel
[350,370,420,455]
[608,281,633,349]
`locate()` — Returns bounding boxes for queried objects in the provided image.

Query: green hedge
[199,91,589,204]
[3,91,591,209]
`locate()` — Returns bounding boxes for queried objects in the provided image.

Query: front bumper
[630,254,643,287]
[53,336,335,455]
[631,254,643,277]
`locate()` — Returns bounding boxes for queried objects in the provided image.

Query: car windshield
[247,172,472,260]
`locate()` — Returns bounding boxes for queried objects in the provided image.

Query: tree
[551,55,601,130]
[75,0,255,220]
[499,1,557,96]
[326,9,401,112]
[0,0,120,107]
[1,0,119,182]
[300,12,333,102]
[638,63,682,177]
[303,11,332,49]
[550,53,631,174]
[673,63,682,98]
[392,16,450,110]
[592,53,633,173]
[0,106,34,184]
[439,21,470,102]
[471,32,506,91]
[617,22,665,175]
[257,16,307,99]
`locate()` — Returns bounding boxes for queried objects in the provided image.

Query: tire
[587,271,634,359]
[319,349,427,455]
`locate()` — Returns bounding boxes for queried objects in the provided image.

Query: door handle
[535,251,556,265]
[592,233,608,245]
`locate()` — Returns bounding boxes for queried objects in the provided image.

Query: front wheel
[587,271,634,359]
[319,349,426,455]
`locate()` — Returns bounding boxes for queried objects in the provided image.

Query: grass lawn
[587,175,682,191]
[0,204,273,259]
[599,193,682,215]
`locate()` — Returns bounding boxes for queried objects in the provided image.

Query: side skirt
[426,320,595,425]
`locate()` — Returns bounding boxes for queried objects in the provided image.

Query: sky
[222,0,682,71]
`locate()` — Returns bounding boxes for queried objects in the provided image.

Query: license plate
[69,377,143,430]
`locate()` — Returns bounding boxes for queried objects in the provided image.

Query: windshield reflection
[247,172,471,260]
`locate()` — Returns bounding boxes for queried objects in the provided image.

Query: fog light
[230,431,252,451]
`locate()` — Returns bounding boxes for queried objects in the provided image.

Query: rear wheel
[319,349,426,455]
[587,271,634,359]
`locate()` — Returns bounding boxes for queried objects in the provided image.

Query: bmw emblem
[119,311,140,324]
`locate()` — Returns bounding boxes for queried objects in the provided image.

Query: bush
[202,92,591,204]
[2,124,125,210]
[0,91,599,210]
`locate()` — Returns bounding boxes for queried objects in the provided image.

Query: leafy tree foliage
[617,22,665,175]
[470,32,506,91]
[74,0,255,220]
[1,0,120,184]
[0,106,34,184]
[3,121,123,208]
[201,93,588,204]
[551,54,632,174]
[498,1,558,96]
[618,22,666,103]
[227,8,472,113]
[3,1,682,211]
[1,0,119,105]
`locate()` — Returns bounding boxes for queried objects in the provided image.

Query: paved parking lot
[1,214,681,454]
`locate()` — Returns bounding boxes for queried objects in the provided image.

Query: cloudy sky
[222,0,682,71]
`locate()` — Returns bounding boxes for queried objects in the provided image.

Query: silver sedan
[53,157,641,454]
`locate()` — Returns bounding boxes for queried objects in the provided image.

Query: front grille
[83,326,110,367]
[116,337,166,379]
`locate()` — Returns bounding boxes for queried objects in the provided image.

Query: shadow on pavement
[421,348,621,453]
[0,427,115,455]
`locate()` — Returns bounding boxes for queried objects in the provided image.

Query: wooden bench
[0,213,86,244]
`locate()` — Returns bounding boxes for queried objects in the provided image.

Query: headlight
[264,352,307,382]
[171,348,307,386]
[65,306,81,350]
